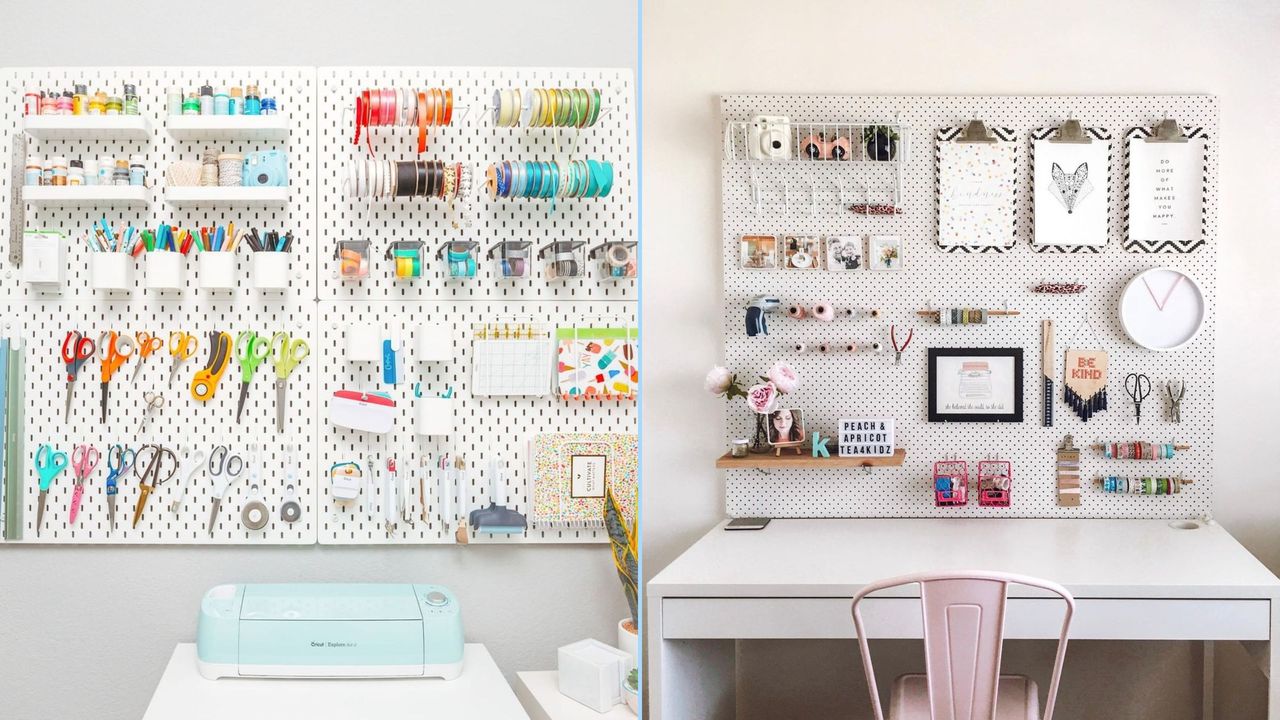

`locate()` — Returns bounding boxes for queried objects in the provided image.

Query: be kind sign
[839,418,895,457]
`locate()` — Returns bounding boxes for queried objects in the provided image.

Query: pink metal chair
[851,571,1075,720]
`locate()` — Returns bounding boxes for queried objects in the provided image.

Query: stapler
[745,295,781,337]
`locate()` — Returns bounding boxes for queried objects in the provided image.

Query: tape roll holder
[335,239,371,279]
[538,240,586,280]
[436,240,479,279]
[487,240,533,279]
[589,241,637,279]
[328,461,363,503]
[385,240,425,280]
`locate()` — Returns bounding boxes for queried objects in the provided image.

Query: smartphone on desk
[725,517,771,531]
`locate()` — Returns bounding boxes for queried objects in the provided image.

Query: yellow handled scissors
[272,332,310,432]
[168,331,199,387]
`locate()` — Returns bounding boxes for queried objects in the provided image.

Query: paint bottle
[199,84,214,115]
[129,155,146,186]
[23,155,41,186]
[41,158,53,185]
[243,84,261,116]
[72,84,88,115]
[182,93,200,115]
[50,156,68,186]
[123,84,140,115]
[213,87,230,115]
[261,97,277,115]
[68,160,84,186]
[105,96,123,115]
[97,155,115,185]
[55,93,73,115]
[167,87,183,116]
[82,158,98,186]
[113,158,130,186]
[88,91,107,115]
[22,88,40,116]
[228,86,242,115]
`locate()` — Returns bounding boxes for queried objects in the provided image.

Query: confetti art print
[937,130,1017,250]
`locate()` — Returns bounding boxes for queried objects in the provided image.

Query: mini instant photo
[740,234,779,270]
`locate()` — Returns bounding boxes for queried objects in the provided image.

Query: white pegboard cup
[197,252,237,291]
[414,396,454,436]
[345,323,381,362]
[144,250,186,292]
[414,323,453,362]
[250,252,290,292]
[90,253,134,293]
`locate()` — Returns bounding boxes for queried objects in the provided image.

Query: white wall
[641,0,1280,716]
[0,2,636,719]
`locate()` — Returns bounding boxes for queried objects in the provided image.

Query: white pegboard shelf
[23,185,151,206]
[164,115,290,141]
[22,114,152,141]
[162,186,289,207]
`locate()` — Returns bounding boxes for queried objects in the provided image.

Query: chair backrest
[851,571,1074,720]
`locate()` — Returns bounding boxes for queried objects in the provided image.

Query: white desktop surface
[143,643,530,720]
[647,518,1280,720]
[515,671,634,720]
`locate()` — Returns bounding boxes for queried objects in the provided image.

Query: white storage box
[556,639,630,713]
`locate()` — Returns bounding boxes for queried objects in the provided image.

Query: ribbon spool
[346,159,466,202]
[492,87,603,128]
[486,159,614,200]
[353,87,454,154]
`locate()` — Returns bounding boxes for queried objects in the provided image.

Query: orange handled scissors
[130,331,164,383]
[98,331,136,423]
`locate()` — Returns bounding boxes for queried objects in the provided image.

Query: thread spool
[817,342,833,354]
[793,343,807,354]
[217,153,244,187]
[845,343,857,353]
[812,303,834,322]
[200,148,219,187]
[786,305,806,319]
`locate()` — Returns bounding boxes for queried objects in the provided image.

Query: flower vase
[750,413,771,453]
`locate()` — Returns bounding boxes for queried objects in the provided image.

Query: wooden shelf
[716,448,906,470]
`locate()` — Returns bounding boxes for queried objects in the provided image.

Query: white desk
[647,518,1280,720]
[515,671,635,719]
[143,643,530,720]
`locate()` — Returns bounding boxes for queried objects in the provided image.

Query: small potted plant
[863,125,899,161]
[606,486,639,664]
[623,668,639,714]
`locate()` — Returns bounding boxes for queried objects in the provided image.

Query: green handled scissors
[234,331,271,424]
[272,332,310,433]
[34,444,69,537]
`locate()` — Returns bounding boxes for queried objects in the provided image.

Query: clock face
[1119,267,1206,351]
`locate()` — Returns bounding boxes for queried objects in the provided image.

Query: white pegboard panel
[720,95,1216,519]
[314,300,636,545]
[0,67,319,544]
[316,67,636,301]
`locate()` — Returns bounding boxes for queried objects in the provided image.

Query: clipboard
[1029,120,1113,253]
[1123,118,1209,253]
[935,120,1018,253]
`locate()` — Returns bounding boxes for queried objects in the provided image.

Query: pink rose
[746,382,778,414]
[767,362,800,394]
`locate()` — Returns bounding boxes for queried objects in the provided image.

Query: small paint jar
[24,155,41,186]
[82,158,98,185]
[22,88,40,116]
[261,97,278,115]
[228,87,242,115]
[213,88,230,115]
[199,84,214,115]
[105,96,123,115]
[123,84,139,115]
[167,87,183,116]
[72,84,87,115]
[182,93,200,115]
[129,155,146,186]
[243,84,261,115]
[50,156,68,186]
[88,91,107,115]
[41,159,53,185]
[40,95,58,115]
[68,160,84,186]
[97,156,115,185]
[55,93,73,115]
[113,158,130,186]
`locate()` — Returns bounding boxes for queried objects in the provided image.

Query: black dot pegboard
[718,94,1217,520]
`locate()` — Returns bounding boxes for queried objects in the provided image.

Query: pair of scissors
[34,444,69,536]
[131,444,178,528]
[104,444,137,535]
[271,332,311,432]
[206,444,245,536]
[62,331,96,422]
[135,391,166,436]
[67,444,100,525]
[130,331,165,383]
[235,331,272,423]
[1125,372,1152,424]
[168,331,199,387]
[168,446,208,514]
[98,331,136,423]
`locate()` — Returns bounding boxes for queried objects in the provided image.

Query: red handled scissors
[62,331,96,422]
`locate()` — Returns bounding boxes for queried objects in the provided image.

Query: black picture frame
[927,347,1023,423]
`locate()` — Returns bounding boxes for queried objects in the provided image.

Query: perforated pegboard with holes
[720,95,1216,519]
[0,67,319,543]
[315,67,636,301]
[315,300,636,545]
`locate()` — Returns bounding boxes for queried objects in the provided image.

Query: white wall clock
[1118,267,1206,351]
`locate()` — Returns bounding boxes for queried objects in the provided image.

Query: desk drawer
[661,597,1271,641]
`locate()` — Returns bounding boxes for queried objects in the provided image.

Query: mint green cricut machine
[196,583,464,680]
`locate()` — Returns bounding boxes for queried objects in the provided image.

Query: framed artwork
[867,234,903,271]
[739,234,779,270]
[766,408,806,447]
[928,348,1023,423]
[824,236,863,271]
[782,235,821,270]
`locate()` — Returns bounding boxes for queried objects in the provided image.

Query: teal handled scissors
[234,331,272,423]
[67,444,100,525]
[62,331,96,422]
[34,444,69,537]
[271,332,310,432]
[104,444,136,535]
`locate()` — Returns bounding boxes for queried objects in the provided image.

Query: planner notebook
[530,433,638,527]
[556,326,639,401]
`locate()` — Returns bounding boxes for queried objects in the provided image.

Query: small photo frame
[824,236,863,271]
[739,234,779,270]
[783,235,822,270]
[867,234,903,271]
[767,408,806,447]
[928,348,1023,423]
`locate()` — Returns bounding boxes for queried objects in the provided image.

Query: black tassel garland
[1064,385,1107,421]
